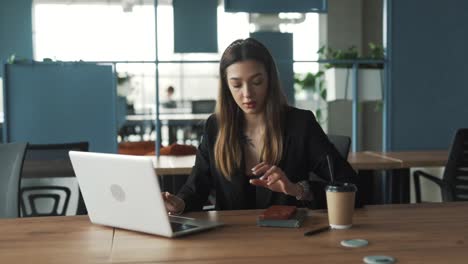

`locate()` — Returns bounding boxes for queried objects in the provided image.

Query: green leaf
[320,87,327,100]
[7,54,16,64]
[316,109,322,121]
[117,72,132,85]
[374,101,383,112]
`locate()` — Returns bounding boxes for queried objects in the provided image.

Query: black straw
[326,155,335,184]
[304,226,330,236]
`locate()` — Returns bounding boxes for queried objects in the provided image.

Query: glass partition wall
[32,0,385,154]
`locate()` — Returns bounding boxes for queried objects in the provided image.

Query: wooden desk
[153,151,448,175]
[348,151,401,170]
[153,152,404,175]
[369,150,448,168]
[19,151,439,178]
[364,151,448,204]
[19,151,446,207]
[1,202,467,263]
[152,151,449,204]
[0,216,113,264]
[17,151,416,177]
[153,155,195,175]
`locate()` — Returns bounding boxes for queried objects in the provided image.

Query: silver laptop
[69,151,223,238]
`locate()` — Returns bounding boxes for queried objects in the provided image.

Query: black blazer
[177,107,358,212]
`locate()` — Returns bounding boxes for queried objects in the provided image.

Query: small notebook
[257,207,308,228]
[259,205,297,220]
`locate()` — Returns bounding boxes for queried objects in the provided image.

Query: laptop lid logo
[110,184,126,202]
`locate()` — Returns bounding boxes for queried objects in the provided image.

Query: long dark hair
[214,38,288,179]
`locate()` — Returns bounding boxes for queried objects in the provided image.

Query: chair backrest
[442,129,468,201]
[191,99,216,114]
[21,142,89,178]
[327,134,351,159]
[20,186,71,217]
[20,142,89,216]
[0,142,28,218]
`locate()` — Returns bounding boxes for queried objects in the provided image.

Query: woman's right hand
[162,192,185,215]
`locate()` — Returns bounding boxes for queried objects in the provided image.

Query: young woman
[163,38,358,214]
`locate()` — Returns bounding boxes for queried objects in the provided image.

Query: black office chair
[413,129,468,203]
[20,142,89,217]
[327,134,351,159]
[20,186,71,217]
[0,143,28,218]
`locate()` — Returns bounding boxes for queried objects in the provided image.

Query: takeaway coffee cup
[326,183,358,229]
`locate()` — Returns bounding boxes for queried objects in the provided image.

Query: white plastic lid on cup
[325,182,357,192]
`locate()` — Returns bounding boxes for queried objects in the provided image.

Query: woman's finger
[262,165,277,179]
[252,163,270,176]
[251,161,266,172]
[162,192,181,211]
[249,178,268,188]
[267,173,282,186]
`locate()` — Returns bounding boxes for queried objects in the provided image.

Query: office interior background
[1,0,468,215]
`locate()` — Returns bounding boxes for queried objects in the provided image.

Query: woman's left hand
[249,162,298,196]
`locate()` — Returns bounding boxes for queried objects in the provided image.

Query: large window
[33,1,158,114]
[33,1,319,97]
[32,0,321,142]
[33,2,156,61]
[33,1,253,112]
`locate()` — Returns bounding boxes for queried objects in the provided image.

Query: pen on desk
[304,226,330,236]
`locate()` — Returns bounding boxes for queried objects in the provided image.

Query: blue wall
[4,63,118,153]
[388,0,468,150]
[0,0,33,78]
[173,0,218,53]
[225,0,327,13]
[250,32,295,105]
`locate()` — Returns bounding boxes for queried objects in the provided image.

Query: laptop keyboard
[170,222,198,232]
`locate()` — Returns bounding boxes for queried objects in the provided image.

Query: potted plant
[294,71,327,125]
[318,43,384,102]
[318,44,385,150]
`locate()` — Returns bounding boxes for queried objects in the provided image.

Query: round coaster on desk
[340,239,369,248]
[363,255,396,264]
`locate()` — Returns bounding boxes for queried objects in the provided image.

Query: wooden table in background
[347,151,401,170]
[365,150,448,204]
[153,151,448,175]
[153,151,448,205]
[152,155,195,175]
[19,151,446,207]
[369,150,448,168]
[1,202,467,263]
[152,152,395,176]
